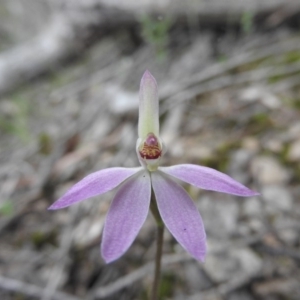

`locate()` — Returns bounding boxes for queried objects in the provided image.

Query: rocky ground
[0,2,300,299]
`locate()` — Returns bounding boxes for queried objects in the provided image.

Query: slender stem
[150,193,164,300]
[151,223,164,300]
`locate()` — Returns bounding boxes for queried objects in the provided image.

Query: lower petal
[151,171,206,261]
[101,171,151,263]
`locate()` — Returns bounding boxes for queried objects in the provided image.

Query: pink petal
[48,167,141,210]
[151,171,206,261]
[101,170,151,263]
[159,164,259,197]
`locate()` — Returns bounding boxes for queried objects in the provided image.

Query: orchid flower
[49,70,258,263]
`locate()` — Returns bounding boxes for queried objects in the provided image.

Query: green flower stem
[150,193,164,300]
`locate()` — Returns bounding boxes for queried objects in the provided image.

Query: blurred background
[0,0,300,299]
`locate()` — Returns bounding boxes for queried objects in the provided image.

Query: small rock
[205,240,262,283]
[0,100,18,117]
[228,149,253,184]
[273,215,298,245]
[251,156,289,185]
[264,138,283,153]
[73,217,104,246]
[239,86,281,109]
[287,121,300,140]
[229,171,249,185]
[204,250,238,282]
[260,92,281,109]
[230,149,252,169]
[253,278,299,298]
[183,262,211,292]
[241,137,260,153]
[236,222,252,236]
[261,185,293,214]
[239,86,260,103]
[243,196,261,217]
[248,218,265,232]
[198,195,239,238]
[40,264,68,288]
[287,139,300,162]
[233,248,262,277]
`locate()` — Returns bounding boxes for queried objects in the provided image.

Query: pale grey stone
[287,139,300,162]
[273,215,298,245]
[204,240,262,283]
[233,248,262,277]
[264,138,284,153]
[183,262,211,293]
[241,137,260,153]
[247,218,264,232]
[288,121,300,140]
[228,149,253,184]
[261,185,293,214]
[205,251,239,282]
[73,217,104,247]
[230,149,253,169]
[198,195,239,238]
[242,196,262,217]
[239,86,281,109]
[251,156,289,185]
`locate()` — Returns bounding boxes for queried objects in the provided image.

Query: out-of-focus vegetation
[141,15,173,59]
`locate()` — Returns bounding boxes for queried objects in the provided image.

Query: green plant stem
[150,193,164,300]
[151,223,164,300]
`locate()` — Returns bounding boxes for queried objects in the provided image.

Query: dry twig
[0,275,80,300]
